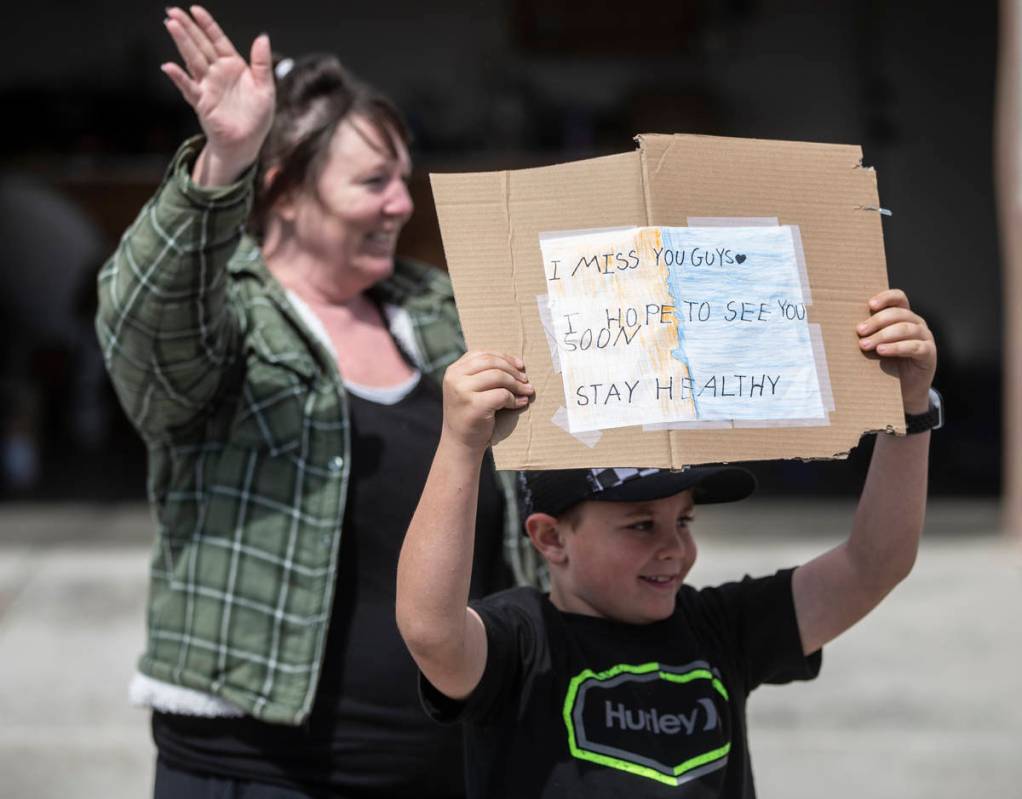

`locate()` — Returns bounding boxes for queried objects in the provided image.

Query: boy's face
[543,489,697,625]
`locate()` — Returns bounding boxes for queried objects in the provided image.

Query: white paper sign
[538,225,827,433]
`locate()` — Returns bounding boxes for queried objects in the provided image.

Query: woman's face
[287,114,414,293]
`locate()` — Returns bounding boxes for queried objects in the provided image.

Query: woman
[96,6,538,797]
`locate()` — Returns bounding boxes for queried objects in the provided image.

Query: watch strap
[904,388,943,435]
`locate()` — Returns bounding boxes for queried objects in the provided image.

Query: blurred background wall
[0,0,1000,502]
[0,4,1015,797]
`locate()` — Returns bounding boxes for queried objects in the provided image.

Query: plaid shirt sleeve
[96,137,254,441]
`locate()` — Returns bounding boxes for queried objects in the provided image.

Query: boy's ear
[524,512,569,566]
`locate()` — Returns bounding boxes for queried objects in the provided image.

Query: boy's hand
[441,352,534,452]
[857,289,937,413]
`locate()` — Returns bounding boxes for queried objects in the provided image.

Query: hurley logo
[603,698,719,735]
[563,661,731,788]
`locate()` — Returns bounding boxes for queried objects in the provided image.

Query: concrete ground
[1,499,1019,798]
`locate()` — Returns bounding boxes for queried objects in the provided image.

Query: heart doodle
[735,254,747,264]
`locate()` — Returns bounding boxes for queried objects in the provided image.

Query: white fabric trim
[284,291,424,403]
[345,371,421,405]
[382,304,424,368]
[285,290,338,361]
[129,672,245,717]
[285,291,424,369]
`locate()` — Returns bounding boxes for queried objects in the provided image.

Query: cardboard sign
[431,134,904,469]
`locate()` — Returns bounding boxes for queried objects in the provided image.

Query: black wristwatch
[904,388,943,434]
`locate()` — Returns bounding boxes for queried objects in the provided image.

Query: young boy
[396,289,937,798]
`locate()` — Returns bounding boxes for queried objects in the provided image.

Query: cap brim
[589,466,756,506]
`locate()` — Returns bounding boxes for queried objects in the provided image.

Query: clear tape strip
[535,294,561,374]
[732,416,829,429]
[686,216,779,227]
[810,322,836,412]
[642,420,733,431]
[552,406,602,448]
[539,225,636,243]
[789,224,812,305]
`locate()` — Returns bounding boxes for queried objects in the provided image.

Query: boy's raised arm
[396,352,533,700]
[792,288,937,655]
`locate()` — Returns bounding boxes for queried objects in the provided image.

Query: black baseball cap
[521,466,756,518]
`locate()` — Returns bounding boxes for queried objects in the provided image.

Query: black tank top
[153,375,510,797]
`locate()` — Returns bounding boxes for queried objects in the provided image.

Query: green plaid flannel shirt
[96,138,540,724]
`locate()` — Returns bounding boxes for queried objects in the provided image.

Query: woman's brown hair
[250,54,410,239]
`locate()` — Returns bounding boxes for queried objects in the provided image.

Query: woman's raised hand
[161,6,275,185]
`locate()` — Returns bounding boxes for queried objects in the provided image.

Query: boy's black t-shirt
[421,570,820,799]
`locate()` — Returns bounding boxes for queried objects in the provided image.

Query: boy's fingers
[867,288,910,313]
[859,321,932,351]
[478,388,529,412]
[856,306,924,336]
[462,389,511,417]
[462,351,522,372]
[873,339,935,360]
[463,369,534,396]
[861,319,930,344]
[459,352,528,382]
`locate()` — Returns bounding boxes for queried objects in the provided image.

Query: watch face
[928,388,944,430]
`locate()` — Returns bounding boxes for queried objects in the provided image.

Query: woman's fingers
[160,62,201,107]
[249,33,274,86]
[167,7,218,67]
[164,16,210,80]
[189,5,240,59]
